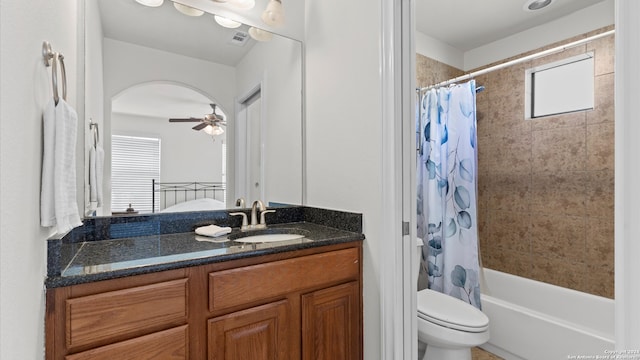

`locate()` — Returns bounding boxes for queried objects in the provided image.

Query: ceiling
[415,0,608,51]
[98,0,257,66]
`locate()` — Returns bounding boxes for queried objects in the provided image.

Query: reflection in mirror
[84,0,303,216]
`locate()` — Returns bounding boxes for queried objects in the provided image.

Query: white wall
[305,0,384,358]
[0,0,80,358]
[415,31,464,70]
[102,38,236,213]
[111,112,225,184]
[235,36,303,206]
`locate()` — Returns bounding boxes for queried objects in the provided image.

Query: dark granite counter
[46,207,364,288]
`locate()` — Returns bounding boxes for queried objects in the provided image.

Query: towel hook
[42,41,67,105]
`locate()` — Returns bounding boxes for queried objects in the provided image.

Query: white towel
[195,224,232,238]
[88,144,104,210]
[40,99,82,234]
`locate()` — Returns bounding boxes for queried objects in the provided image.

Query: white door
[235,89,264,204]
[246,94,263,202]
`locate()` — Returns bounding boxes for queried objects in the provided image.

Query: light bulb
[173,2,204,16]
[211,125,225,136]
[204,125,224,136]
[261,0,284,27]
[248,27,273,42]
[214,15,242,29]
[135,0,164,7]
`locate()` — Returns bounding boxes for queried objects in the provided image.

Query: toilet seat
[417,289,489,333]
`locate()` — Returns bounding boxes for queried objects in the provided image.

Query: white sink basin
[233,233,305,243]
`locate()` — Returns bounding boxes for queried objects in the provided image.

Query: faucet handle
[229,212,248,230]
[260,209,276,225]
[235,197,245,208]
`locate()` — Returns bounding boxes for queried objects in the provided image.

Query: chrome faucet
[250,200,275,230]
[250,200,266,228]
[230,200,275,231]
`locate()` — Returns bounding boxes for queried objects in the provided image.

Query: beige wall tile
[532,126,586,172]
[485,249,531,278]
[530,214,586,263]
[587,122,615,171]
[487,210,531,252]
[586,216,615,266]
[486,170,531,212]
[530,171,587,216]
[586,170,615,218]
[531,256,587,291]
[587,34,615,76]
[585,263,614,298]
[587,73,614,124]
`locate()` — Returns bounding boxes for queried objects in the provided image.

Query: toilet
[417,240,490,360]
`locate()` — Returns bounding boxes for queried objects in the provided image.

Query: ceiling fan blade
[169,118,202,122]
[192,123,208,130]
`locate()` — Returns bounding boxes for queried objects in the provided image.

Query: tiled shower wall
[417,26,615,298]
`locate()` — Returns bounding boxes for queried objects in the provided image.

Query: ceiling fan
[169,103,226,135]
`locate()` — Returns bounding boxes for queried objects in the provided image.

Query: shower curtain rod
[417,29,615,93]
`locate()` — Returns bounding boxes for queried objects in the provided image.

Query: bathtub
[479,268,614,360]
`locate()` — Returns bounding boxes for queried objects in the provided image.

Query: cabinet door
[302,281,361,360]
[208,300,290,360]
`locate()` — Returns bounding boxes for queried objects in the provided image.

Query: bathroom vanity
[45,207,364,360]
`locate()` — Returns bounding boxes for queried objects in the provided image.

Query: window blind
[111,135,160,213]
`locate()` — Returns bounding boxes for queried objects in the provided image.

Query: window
[111,135,160,213]
[525,52,594,119]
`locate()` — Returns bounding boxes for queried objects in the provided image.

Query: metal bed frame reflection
[152,180,226,213]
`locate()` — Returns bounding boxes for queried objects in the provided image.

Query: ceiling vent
[229,31,250,46]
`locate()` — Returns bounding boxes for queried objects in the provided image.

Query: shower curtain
[417,80,482,309]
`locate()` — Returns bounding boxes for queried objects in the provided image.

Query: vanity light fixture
[523,0,554,11]
[248,27,273,42]
[261,0,284,27]
[212,0,255,10]
[215,15,242,29]
[173,2,204,16]
[135,0,164,7]
[231,0,256,10]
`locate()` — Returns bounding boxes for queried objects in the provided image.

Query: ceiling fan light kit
[169,104,226,137]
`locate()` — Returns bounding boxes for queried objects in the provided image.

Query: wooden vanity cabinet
[46,242,362,360]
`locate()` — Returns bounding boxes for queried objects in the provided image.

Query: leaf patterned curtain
[417,80,482,309]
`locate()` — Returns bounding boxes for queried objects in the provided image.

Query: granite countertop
[46,207,364,288]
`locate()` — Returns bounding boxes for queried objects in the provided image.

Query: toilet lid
[417,289,489,333]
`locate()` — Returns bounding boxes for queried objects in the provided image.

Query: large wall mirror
[83,0,303,216]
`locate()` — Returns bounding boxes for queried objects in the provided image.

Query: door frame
[380,0,416,358]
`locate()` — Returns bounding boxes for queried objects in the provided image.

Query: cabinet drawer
[65,325,188,360]
[66,278,188,349]
[209,248,359,311]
